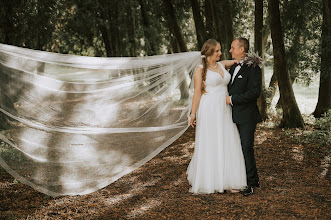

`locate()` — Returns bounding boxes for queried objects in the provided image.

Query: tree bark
[162,0,189,98]
[255,0,267,120]
[162,0,188,52]
[262,24,276,111]
[100,25,112,57]
[221,0,234,59]
[190,0,206,49]
[0,73,15,130]
[314,0,331,117]
[204,0,214,40]
[268,0,304,128]
[106,1,120,56]
[128,0,137,56]
[138,0,158,55]
[97,0,113,57]
[262,25,271,59]
[266,69,278,110]
[205,0,225,59]
[210,0,221,41]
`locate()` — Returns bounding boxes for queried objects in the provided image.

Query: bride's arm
[220,60,239,69]
[189,66,203,127]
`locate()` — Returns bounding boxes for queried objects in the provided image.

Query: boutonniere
[243,52,263,67]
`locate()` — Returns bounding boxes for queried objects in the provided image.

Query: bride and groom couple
[187,38,262,196]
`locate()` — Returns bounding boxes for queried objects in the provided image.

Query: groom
[226,37,262,196]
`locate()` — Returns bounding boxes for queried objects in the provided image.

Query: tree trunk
[266,70,278,110]
[100,25,112,57]
[171,34,181,53]
[128,0,137,56]
[262,25,271,59]
[162,0,189,98]
[190,0,206,49]
[221,0,234,59]
[162,0,188,52]
[205,0,214,39]
[314,0,331,117]
[138,0,158,55]
[115,3,122,56]
[262,25,276,111]
[205,0,225,59]
[107,2,119,57]
[210,0,221,41]
[171,36,189,99]
[0,73,15,130]
[97,0,113,57]
[255,0,267,121]
[268,0,304,128]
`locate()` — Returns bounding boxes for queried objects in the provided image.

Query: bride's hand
[189,114,196,127]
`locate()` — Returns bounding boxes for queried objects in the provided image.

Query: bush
[315,109,331,130]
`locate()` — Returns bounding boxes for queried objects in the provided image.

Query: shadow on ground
[0,126,330,219]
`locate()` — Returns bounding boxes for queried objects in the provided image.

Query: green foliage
[280,0,322,86]
[0,131,27,163]
[284,110,331,148]
[315,109,331,130]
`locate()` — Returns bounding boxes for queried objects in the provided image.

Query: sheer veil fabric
[0,43,200,196]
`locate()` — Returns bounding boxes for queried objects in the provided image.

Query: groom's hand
[226,96,232,105]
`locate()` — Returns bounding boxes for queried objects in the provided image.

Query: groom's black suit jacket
[228,64,262,125]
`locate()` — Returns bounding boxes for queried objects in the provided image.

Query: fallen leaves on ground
[0,125,330,219]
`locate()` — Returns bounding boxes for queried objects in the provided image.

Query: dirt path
[0,126,330,219]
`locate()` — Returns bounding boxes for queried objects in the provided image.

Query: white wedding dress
[187,62,247,194]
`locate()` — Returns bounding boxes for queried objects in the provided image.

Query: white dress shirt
[230,60,244,105]
[231,60,243,83]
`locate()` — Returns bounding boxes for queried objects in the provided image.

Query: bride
[187,39,247,194]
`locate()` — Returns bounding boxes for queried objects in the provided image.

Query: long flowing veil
[0,43,200,196]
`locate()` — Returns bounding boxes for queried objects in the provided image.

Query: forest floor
[0,121,330,219]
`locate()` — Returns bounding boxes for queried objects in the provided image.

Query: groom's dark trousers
[228,64,262,186]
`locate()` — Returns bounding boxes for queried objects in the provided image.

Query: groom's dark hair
[235,37,249,53]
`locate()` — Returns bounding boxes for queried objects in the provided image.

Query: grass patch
[264,66,319,116]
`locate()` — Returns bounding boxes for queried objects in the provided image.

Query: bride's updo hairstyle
[200,39,220,94]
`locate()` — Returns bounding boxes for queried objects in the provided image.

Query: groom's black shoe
[253,181,260,188]
[242,186,254,196]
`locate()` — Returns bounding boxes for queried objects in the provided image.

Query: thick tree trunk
[255,0,267,121]
[190,0,206,49]
[162,0,188,52]
[221,0,234,59]
[314,0,331,117]
[268,0,304,128]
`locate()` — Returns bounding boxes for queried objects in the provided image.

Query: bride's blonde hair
[200,39,220,94]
